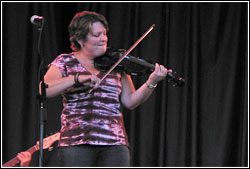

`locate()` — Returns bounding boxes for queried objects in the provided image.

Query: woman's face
[80,21,108,58]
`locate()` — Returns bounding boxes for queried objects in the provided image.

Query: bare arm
[40,65,92,98]
[120,63,170,110]
[120,74,154,110]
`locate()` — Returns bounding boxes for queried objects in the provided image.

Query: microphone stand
[35,19,47,167]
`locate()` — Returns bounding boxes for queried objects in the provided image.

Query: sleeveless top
[51,53,129,147]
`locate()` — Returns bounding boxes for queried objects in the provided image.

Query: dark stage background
[2,2,248,167]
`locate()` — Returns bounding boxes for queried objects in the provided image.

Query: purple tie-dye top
[51,53,129,147]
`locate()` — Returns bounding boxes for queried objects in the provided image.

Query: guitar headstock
[37,132,61,149]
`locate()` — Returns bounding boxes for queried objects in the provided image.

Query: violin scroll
[166,71,185,87]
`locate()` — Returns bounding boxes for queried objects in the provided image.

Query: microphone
[30,15,44,26]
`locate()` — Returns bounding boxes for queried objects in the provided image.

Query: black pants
[57,144,130,167]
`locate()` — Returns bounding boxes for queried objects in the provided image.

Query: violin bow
[87,24,155,94]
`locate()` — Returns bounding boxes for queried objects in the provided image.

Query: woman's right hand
[42,65,101,98]
[78,74,101,89]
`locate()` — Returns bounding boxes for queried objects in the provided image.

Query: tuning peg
[48,146,54,151]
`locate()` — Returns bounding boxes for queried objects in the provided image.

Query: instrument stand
[34,19,48,167]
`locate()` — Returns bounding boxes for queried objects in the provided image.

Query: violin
[94,47,185,87]
[94,48,152,75]
[87,24,184,94]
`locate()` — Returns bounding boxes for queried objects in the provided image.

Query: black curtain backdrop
[2,2,248,167]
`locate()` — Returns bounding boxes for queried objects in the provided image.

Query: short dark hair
[68,11,109,51]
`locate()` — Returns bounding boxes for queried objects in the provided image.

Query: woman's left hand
[147,63,172,85]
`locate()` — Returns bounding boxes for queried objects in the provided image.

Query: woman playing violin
[41,10,170,167]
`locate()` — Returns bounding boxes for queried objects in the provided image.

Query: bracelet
[74,73,82,87]
[146,81,157,89]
